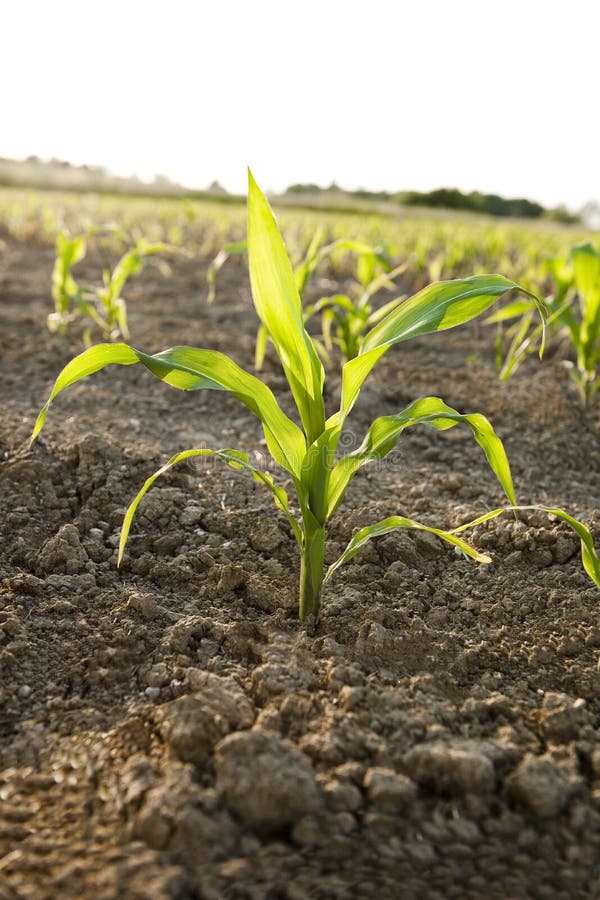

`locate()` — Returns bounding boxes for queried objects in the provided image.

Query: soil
[1,236,599,900]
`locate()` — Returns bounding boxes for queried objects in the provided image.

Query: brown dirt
[1,238,599,899]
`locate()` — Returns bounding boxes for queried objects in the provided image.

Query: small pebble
[144,687,161,701]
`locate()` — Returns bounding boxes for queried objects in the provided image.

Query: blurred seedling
[488,242,600,408]
[48,226,175,344]
[206,229,405,366]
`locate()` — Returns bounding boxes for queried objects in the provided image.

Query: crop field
[1,182,600,898]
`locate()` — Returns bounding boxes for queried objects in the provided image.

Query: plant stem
[584,374,593,410]
[299,524,326,621]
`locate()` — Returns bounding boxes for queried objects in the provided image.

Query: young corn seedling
[484,251,570,381]
[31,172,600,620]
[48,229,87,335]
[303,260,409,362]
[48,227,173,344]
[563,243,600,408]
[92,237,174,343]
[487,243,600,408]
[206,239,249,305]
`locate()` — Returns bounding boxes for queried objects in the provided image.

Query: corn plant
[48,227,172,344]
[484,249,570,381]
[563,243,600,407]
[487,295,552,382]
[206,239,249,305]
[31,173,600,620]
[303,261,409,362]
[488,243,600,407]
[47,230,87,335]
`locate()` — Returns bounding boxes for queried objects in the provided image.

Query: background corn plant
[48,227,174,344]
[48,230,87,335]
[488,242,600,407]
[206,229,409,366]
[32,172,600,620]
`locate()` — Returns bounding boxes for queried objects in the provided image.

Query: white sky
[2,0,598,209]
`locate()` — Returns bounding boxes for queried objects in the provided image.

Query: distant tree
[354,188,388,201]
[545,204,580,225]
[285,183,323,194]
[504,197,544,218]
[284,181,560,221]
[397,187,546,219]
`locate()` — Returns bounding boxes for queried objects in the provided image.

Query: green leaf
[341,276,545,417]
[485,299,537,324]
[114,298,129,339]
[451,505,600,588]
[140,346,305,474]
[206,240,248,304]
[247,170,325,444]
[366,294,408,327]
[572,243,600,310]
[340,346,387,418]
[544,255,573,301]
[109,241,170,301]
[571,243,600,363]
[536,506,600,586]
[357,261,409,313]
[324,505,600,591]
[300,238,387,297]
[325,514,492,583]
[360,276,541,354]
[294,227,326,296]
[31,344,140,441]
[254,323,269,371]
[496,310,537,381]
[31,343,306,478]
[309,294,356,316]
[119,447,302,564]
[327,397,515,518]
[52,232,86,310]
[56,231,86,271]
[299,423,342,525]
[320,309,335,353]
